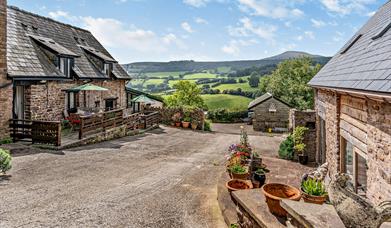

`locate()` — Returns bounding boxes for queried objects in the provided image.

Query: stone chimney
[0,0,11,140]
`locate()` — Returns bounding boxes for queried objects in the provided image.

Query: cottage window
[340,137,368,196]
[67,92,76,112]
[102,63,111,76]
[105,98,117,111]
[59,57,72,77]
[269,103,277,112]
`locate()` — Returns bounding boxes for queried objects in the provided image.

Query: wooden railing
[79,109,124,139]
[9,119,61,146]
[141,111,161,129]
[124,113,141,131]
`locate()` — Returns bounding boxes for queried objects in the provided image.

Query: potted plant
[301,178,327,204]
[295,143,308,165]
[262,183,301,217]
[226,179,251,192]
[250,152,262,172]
[229,164,249,180]
[182,116,191,128]
[253,167,270,187]
[191,120,198,130]
[292,126,309,165]
[172,112,182,127]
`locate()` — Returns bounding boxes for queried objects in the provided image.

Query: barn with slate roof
[309,1,391,206]
[0,3,131,139]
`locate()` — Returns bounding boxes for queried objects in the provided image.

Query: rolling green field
[183,72,218,79]
[145,71,185,78]
[213,82,259,92]
[201,94,252,111]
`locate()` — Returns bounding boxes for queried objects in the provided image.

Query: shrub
[230,164,247,174]
[207,108,248,123]
[278,134,294,160]
[0,137,12,145]
[301,178,327,196]
[204,120,212,131]
[0,148,12,174]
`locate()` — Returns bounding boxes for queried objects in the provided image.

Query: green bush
[302,178,327,196]
[0,148,12,174]
[207,108,248,123]
[230,164,247,174]
[0,137,12,145]
[278,134,294,160]
[204,120,212,131]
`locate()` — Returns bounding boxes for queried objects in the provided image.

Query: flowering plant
[226,143,252,161]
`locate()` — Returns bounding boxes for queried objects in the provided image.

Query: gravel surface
[0,125,283,228]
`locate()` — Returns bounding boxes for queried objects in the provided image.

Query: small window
[67,92,76,112]
[102,63,111,76]
[59,57,72,77]
[340,34,362,54]
[105,98,117,111]
[341,137,368,196]
[269,103,277,112]
[372,21,391,40]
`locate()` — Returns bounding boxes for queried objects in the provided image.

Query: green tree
[248,72,260,88]
[165,81,205,109]
[265,57,321,110]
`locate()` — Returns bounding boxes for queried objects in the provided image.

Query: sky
[8,0,385,63]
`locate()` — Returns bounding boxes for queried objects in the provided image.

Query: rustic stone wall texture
[0,0,11,140]
[289,109,317,162]
[316,89,391,206]
[251,97,290,131]
[27,80,127,121]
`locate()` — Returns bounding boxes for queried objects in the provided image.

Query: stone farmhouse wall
[315,89,391,206]
[251,97,290,132]
[289,109,317,163]
[0,0,11,140]
[24,79,126,121]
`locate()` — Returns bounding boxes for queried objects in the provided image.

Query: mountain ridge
[122,51,331,73]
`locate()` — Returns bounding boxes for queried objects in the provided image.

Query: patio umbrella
[67,84,109,108]
[131,95,154,104]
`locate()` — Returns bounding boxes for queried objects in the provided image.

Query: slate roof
[309,1,391,93]
[248,92,291,110]
[7,6,130,80]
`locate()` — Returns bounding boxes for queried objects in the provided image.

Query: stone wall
[0,0,11,140]
[315,88,391,206]
[251,97,290,132]
[26,79,127,121]
[289,109,317,162]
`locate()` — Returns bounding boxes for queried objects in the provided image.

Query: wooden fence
[9,119,61,146]
[79,109,124,139]
[124,113,141,131]
[141,111,161,129]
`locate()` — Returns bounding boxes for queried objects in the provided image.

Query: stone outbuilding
[248,92,291,132]
[0,3,131,140]
[309,1,391,207]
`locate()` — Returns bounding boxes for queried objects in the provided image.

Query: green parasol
[131,95,154,104]
[67,83,109,92]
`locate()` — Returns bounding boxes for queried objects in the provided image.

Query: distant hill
[122,51,331,74]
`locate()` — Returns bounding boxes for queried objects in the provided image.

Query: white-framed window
[67,92,76,110]
[59,57,72,77]
[269,102,277,112]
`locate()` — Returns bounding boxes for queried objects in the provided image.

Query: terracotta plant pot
[262,183,301,217]
[301,191,327,205]
[191,122,198,130]
[182,121,190,128]
[226,179,251,192]
[175,122,181,127]
[231,172,250,180]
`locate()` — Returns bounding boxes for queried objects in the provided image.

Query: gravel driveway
[0,125,283,228]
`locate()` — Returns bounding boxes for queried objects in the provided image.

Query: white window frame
[103,63,111,76]
[59,57,72,77]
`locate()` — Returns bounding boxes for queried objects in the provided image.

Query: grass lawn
[168,79,197,87]
[183,73,217,79]
[214,83,260,92]
[201,94,252,111]
[144,79,165,86]
[145,71,185,78]
[128,79,145,86]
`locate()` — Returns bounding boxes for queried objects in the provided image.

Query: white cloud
[366,11,376,17]
[181,22,194,33]
[311,18,326,28]
[304,31,315,39]
[195,17,209,24]
[296,35,303,41]
[228,17,277,41]
[221,39,258,55]
[162,33,187,49]
[332,31,345,42]
[238,0,304,19]
[48,10,77,21]
[320,0,377,15]
[183,0,209,7]
[82,17,164,53]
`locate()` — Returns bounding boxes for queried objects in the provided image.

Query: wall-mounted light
[39,80,47,84]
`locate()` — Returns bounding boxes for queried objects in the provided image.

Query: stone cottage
[248,92,291,132]
[0,2,131,140]
[309,1,391,206]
